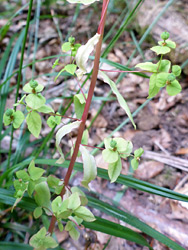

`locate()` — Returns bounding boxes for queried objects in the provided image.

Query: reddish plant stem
[48,0,108,235]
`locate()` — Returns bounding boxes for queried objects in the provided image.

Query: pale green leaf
[157,60,171,73]
[150,46,171,55]
[58,222,64,232]
[26,111,42,138]
[43,236,58,248]
[69,227,80,240]
[99,71,136,129]
[76,33,100,79]
[25,93,46,110]
[23,83,44,93]
[56,121,81,163]
[135,62,157,72]
[166,80,182,96]
[74,206,95,222]
[131,158,139,170]
[156,72,169,87]
[134,148,144,158]
[37,105,54,114]
[28,180,35,197]
[159,40,176,49]
[52,196,62,214]
[16,170,30,181]
[108,157,122,183]
[102,148,119,164]
[28,160,45,181]
[62,42,71,52]
[74,93,87,119]
[71,187,88,206]
[13,110,25,129]
[3,113,13,126]
[29,227,46,248]
[33,207,43,219]
[79,145,97,189]
[113,138,129,153]
[172,65,181,76]
[120,141,133,158]
[68,192,81,210]
[34,182,51,212]
[148,73,160,98]
[64,64,77,75]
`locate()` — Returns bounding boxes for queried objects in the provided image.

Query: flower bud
[167,73,176,82]
[161,31,169,41]
[68,36,75,44]
[5,109,13,116]
[29,80,38,89]
[110,140,117,148]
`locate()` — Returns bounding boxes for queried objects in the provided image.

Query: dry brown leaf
[134,161,164,180]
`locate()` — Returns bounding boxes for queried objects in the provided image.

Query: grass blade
[83,217,152,249]
[87,195,185,250]
[0,188,151,249]
[2,159,188,202]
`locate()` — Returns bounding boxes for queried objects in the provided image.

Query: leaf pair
[102,138,133,182]
[136,60,182,98]
[3,109,24,129]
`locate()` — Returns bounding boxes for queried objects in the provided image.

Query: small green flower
[29,80,38,89]
[161,31,169,41]
[5,108,13,116]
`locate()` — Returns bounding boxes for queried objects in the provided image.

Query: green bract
[47,113,61,128]
[172,65,181,76]
[166,80,182,96]
[23,81,44,93]
[79,144,97,189]
[29,80,38,89]
[28,160,45,181]
[5,108,13,116]
[25,93,46,110]
[33,207,43,219]
[3,110,25,129]
[55,64,77,81]
[150,46,170,55]
[102,137,133,182]
[68,36,75,44]
[74,93,87,119]
[29,227,58,250]
[135,62,158,72]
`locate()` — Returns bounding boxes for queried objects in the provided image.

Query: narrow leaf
[108,157,122,183]
[76,33,100,79]
[135,62,157,72]
[79,145,97,189]
[56,121,81,163]
[99,71,136,129]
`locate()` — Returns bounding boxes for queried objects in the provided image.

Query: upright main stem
[48,0,108,234]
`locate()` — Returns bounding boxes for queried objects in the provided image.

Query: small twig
[75,79,87,102]
[81,144,104,151]
[100,69,148,73]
